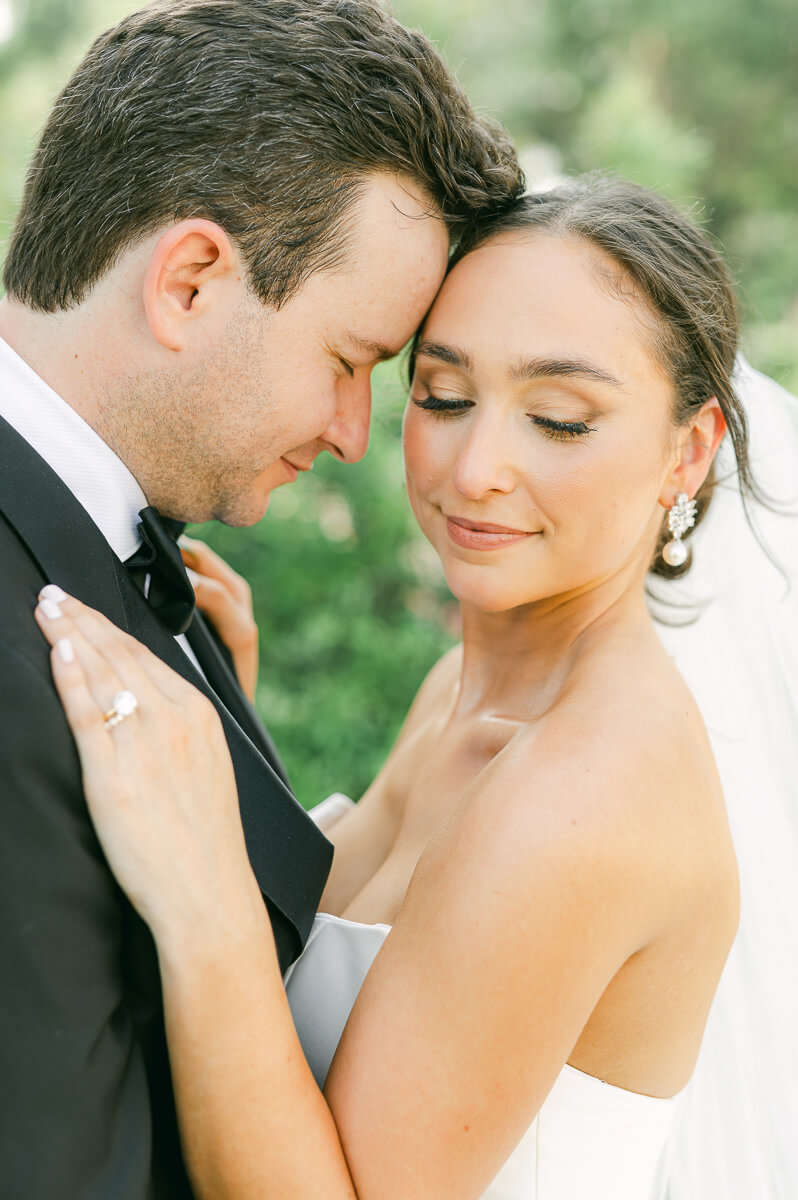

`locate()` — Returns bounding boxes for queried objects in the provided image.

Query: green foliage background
[1,0,796,805]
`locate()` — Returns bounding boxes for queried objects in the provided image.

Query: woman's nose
[451,414,517,499]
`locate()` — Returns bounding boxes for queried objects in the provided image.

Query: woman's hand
[179,536,259,701]
[33,586,263,953]
[33,587,360,1200]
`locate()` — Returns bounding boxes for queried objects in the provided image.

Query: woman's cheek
[520,445,599,534]
[563,439,665,568]
[402,411,449,499]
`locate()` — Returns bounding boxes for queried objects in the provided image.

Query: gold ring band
[103,690,139,730]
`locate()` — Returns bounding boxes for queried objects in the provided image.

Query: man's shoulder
[0,502,44,579]
[0,507,54,685]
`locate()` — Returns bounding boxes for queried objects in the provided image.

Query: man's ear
[658,397,727,509]
[143,219,239,351]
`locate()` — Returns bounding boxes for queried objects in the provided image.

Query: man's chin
[162,470,281,528]
[214,490,273,528]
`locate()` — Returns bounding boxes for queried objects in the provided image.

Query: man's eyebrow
[414,341,474,373]
[510,356,622,388]
[346,333,396,362]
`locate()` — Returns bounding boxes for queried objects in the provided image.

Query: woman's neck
[454,565,653,720]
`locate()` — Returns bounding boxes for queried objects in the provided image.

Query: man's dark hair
[3,0,523,312]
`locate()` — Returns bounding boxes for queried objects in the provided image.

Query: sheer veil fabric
[652,357,798,1198]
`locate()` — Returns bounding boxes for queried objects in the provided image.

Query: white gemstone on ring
[112,690,138,717]
[104,689,139,730]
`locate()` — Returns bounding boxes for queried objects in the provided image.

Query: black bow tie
[125,506,196,635]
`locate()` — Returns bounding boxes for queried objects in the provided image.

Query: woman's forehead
[422,232,668,388]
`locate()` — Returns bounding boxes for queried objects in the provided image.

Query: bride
[34,177,747,1199]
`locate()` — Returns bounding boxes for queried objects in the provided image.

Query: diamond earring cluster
[662,492,697,567]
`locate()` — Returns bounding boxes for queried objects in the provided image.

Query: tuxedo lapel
[187,613,291,789]
[0,414,331,965]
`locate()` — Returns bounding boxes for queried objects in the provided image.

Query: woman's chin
[442,571,543,614]
[430,531,553,614]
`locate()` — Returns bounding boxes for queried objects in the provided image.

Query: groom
[0,1,521,1196]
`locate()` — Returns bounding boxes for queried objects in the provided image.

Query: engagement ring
[103,690,139,731]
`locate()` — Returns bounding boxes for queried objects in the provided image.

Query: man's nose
[451,413,517,499]
[321,373,373,464]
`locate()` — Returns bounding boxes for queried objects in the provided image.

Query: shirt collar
[0,334,147,561]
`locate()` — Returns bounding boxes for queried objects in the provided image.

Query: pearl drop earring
[662,492,697,567]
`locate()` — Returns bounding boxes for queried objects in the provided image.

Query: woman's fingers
[37,604,142,802]
[187,571,258,650]
[36,585,187,704]
[47,633,115,768]
[180,537,252,606]
[182,563,259,701]
[33,586,252,941]
[186,570,244,625]
[35,592,151,716]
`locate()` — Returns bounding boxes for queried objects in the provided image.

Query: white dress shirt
[0,333,203,672]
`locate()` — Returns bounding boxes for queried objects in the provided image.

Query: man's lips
[445,513,539,551]
[280,456,314,481]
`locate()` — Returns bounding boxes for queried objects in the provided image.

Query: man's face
[143,174,449,525]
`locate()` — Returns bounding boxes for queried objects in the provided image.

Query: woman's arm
[35,592,664,1200]
[159,892,358,1200]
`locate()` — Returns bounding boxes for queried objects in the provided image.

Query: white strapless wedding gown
[285,911,678,1199]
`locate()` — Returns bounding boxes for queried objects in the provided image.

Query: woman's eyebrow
[415,340,474,372]
[510,356,622,388]
[415,344,622,388]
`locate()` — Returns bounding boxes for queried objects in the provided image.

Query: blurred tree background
[1,0,796,806]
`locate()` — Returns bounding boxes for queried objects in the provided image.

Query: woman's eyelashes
[533,414,598,441]
[413,394,471,414]
[411,394,597,440]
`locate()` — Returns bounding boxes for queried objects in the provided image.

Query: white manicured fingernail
[57,638,74,663]
[40,598,63,619]
[40,584,68,603]
[186,567,202,587]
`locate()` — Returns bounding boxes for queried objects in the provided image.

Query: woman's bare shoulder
[470,631,734,927]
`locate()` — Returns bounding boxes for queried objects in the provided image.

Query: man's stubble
[110,303,288,527]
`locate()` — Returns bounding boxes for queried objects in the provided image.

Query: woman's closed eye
[411,394,597,439]
[533,414,597,441]
[412,393,472,415]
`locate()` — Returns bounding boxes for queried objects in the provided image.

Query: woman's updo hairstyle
[435,174,756,579]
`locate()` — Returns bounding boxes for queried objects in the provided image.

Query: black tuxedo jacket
[0,413,333,1199]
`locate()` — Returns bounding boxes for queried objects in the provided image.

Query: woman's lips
[445,514,538,551]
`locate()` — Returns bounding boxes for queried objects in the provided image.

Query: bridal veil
[652,357,798,1198]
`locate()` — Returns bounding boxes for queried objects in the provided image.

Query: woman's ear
[142,219,239,351]
[659,397,727,508]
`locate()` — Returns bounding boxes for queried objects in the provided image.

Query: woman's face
[403,232,680,613]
